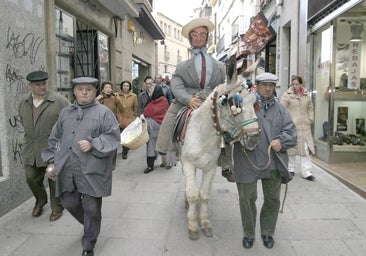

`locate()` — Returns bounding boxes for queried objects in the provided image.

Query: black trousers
[24,164,63,212]
[60,191,102,250]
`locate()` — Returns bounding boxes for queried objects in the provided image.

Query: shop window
[311,4,366,163]
[312,25,332,144]
[55,8,110,99]
[55,9,75,96]
[332,18,366,150]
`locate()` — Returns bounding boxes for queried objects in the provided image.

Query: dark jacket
[42,100,120,197]
[18,91,70,167]
[233,96,297,183]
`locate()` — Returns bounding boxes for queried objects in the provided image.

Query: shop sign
[347,41,361,89]
[240,12,275,55]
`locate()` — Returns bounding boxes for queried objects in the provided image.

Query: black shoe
[290,172,295,177]
[144,167,153,174]
[242,237,254,249]
[82,249,94,256]
[305,175,315,181]
[222,169,235,182]
[122,153,128,159]
[32,206,43,217]
[261,235,274,249]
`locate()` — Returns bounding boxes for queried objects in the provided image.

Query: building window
[164,45,170,60]
[177,50,182,63]
[310,3,366,163]
[55,9,75,93]
[55,8,110,99]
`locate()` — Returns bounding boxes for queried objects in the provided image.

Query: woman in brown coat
[281,75,316,181]
[96,81,124,117]
[96,81,124,168]
[118,80,138,159]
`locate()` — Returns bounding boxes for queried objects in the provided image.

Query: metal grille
[75,21,98,77]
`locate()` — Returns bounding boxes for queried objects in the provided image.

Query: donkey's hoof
[202,227,213,237]
[189,230,199,240]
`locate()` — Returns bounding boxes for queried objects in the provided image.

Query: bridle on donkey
[211,89,288,214]
[210,89,259,149]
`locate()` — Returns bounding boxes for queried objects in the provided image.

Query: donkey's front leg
[199,166,217,237]
[183,162,200,240]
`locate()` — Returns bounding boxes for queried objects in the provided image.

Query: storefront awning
[240,12,276,55]
[99,0,140,18]
[136,4,165,40]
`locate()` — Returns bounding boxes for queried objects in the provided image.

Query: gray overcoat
[42,100,120,197]
[233,96,297,183]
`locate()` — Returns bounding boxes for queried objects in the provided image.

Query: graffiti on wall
[2,26,44,165]
[5,26,44,65]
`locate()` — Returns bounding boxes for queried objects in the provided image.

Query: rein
[241,145,272,171]
[241,144,288,214]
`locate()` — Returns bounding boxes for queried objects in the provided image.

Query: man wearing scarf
[156,18,234,181]
[232,72,297,250]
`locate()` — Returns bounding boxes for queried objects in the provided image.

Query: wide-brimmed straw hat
[181,18,214,39]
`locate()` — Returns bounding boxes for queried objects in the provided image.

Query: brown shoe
[32,206,43,217]
[49,211,63,221]
[222,169,235,182]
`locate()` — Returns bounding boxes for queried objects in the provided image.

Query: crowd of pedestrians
[17,17,316,256]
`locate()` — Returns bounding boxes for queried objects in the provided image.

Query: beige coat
[117,91,138,129]
[281,87,315,156]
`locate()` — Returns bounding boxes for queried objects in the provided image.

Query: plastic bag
[120,117,143,145]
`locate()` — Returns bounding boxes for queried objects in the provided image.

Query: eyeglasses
[190,32,207,39]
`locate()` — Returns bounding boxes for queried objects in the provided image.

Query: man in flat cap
[42,77,120,256]
[18,70,70,221]
[232,72,297,249]
[156,18,235,181]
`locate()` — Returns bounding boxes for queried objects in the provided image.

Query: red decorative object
[241,12,275,54]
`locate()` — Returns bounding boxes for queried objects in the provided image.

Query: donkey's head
[210,57,260,150]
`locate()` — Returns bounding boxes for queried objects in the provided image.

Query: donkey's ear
[225,55,237,84]
[240,57,263,78]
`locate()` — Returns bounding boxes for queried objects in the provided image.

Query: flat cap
[255,72,278,84]
[26,71,49,82]
[71,77,99,88]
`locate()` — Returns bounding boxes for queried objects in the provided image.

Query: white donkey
[175,58,261,240]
